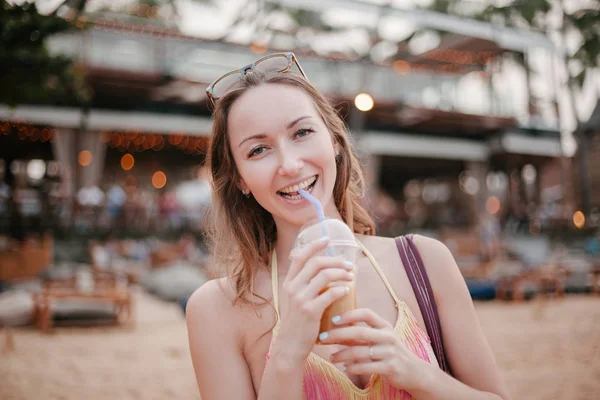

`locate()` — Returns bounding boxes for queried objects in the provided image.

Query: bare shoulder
[186,277,239,330]
[186,278,260,399]
[355,234,397,257]
[410,234,467,300]
[411,234,455,265]
[410,238,510,398]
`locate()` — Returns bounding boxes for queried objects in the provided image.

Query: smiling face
[228,83,340,228]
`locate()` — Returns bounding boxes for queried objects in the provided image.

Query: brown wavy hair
[207,70,375,305]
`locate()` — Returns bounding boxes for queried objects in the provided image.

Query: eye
[294,127,315,139]
[248,145,267,158]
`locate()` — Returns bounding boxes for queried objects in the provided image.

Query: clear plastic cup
[294,218,361,344]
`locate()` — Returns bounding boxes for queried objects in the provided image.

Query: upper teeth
[279,176,317,194]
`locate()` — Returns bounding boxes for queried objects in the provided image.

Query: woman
[187,53,510,400]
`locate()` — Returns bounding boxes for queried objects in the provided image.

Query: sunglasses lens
[255,55,290,74]
[212,72,242,99]
[210,54,296,100]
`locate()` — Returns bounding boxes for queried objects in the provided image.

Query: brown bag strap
[395,234,450,374]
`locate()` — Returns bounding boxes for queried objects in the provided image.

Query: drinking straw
[299,189,334,256]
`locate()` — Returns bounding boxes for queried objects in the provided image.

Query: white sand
[1,290,599,400]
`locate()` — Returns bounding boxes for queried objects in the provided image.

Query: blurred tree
[50,0,215,20]
[0,1,90,106]
[428,0,599,215]
[429,0,599,87]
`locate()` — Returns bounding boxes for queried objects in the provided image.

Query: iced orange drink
[294,218,360,344]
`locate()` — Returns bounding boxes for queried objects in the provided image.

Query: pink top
[265,241,440,399]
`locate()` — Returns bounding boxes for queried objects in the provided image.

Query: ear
[238,179,249,193]
[334,143,342,157]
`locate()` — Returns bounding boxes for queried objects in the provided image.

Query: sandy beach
[1,290,598,400]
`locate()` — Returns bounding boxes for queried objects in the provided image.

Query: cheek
[238,161,275,191]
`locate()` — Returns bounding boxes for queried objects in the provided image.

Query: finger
[318,325,395,346]
[311,285,352,314]
[330,345,392,364]
[330,308,391,330]
[287,237,330,280]
[344,361,390,376]
[302,268,354,298]
[294,256,353,286]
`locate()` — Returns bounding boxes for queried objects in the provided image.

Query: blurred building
[0,2,568,237]
[572,101,600,224]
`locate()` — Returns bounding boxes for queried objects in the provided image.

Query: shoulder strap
[395,234,450,374]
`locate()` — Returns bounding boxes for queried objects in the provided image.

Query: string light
[0,120,56,142]
[423,49,496,66]
[105,130,208,155]
[0,121,206,155]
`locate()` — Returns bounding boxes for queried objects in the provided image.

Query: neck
[273,199,343,277]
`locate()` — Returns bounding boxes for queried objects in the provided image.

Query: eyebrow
[237,115,314,148]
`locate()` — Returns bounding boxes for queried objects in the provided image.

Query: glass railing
[46,28,537,120]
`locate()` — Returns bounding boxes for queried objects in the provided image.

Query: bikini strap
[355,239,402,308]
[271,241,403,335]
[271,250,281,334]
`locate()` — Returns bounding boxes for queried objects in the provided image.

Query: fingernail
[348,272,355,279]
[320,236,330,243]
[331,315,341,324]
[345,286,350,294]
[343,261,354,269]
[319,332,328,341]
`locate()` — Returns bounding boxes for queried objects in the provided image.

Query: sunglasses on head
[205,52,308,106]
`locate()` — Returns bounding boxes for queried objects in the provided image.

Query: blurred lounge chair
[32,268,132,333]
[88,240,148,285]
[0,234,53,281]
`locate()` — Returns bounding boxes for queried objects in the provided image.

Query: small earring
[335,149,341,161]
[242,189,250,198]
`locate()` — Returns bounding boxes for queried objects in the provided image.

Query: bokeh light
[573,210,585,229]
[354,93,374,112]
[152,171,167,189]
[78,150,92,166]
[26,159,46,181]
[485,196,501,214]
[393,60,411,75]
[120,153,135,171]
[250,41,268,54]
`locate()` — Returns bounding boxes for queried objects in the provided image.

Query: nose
[277,148,304,177]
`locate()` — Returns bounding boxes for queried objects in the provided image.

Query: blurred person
[76,183,105,231]
[15,181,43,235]
[479,212,502,262]
[373,189,399,237]
[8,193,25,243]
[159,191,181,231]
[178,232,206,266]
[135,188,156,232]
[0,178,11,232]
[186,54,510,400]
[106,182,126,230]
[48,182,69,229]
[123,185,140,230]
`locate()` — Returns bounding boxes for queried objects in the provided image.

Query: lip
[276,174,318,193]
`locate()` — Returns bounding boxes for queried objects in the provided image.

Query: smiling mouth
[277,175,318,200]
